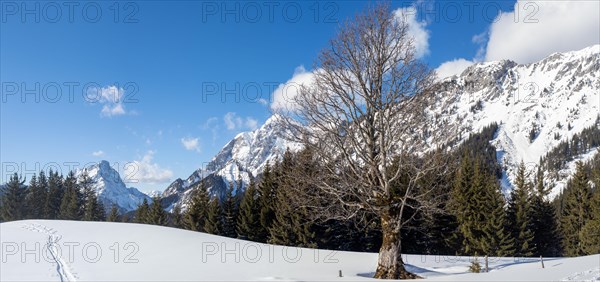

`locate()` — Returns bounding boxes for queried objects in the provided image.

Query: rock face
[165,44,600,210]
[78,160,150,213]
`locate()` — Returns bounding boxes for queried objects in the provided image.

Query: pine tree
[204,198,223,235]
[256,162,277,242]
[0,173,26,221]
[184,183,210,231]
[481,175,514,257]
[237,179,260,241]
[24,174,39,219]
[35,171,48,218]
[59,171,82,220]
[448,155,474,255]
[268,150,316,247]
[592,150,600,188]
[457,159,487,255]
[135,198,150,223]
[422,160,459,256]
[80,173,105,221]
[580,186,600,255]
[222,184,239,238]
[171,204,183,228]
[107,205,120,222]
[530,168,561,256]
[507,162,535,256]
[560,161,592,256]
[147,196,167,226]
[451,156,514,257]
[44,170,63,219]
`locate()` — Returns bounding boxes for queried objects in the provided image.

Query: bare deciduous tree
[276,3,446,279]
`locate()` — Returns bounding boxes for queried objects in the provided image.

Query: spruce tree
[59,171,82,220]
[481,175,514,257]
[184,183,210,231]
[204,198,223,235]
[237,179,260,241]
[222,184,239,238]
[24,174,39,219]
[560,161,592,256]
[135,198,150,223]
[80,173,105,221]
[44,170,64,219]
[592,150,600,188]
[507,162,535,257]
[171,204,183,228]
[530,168,561,256]
[35,171,48,218]
[0,173,26,221]
[147,196,167,226]
[107,205,120,222]
[448,154,474,254]
[256,162,277,242]
[459,159,486,255]
[268,150,316,247]
[451,156,513,257]
[580,186,599,255]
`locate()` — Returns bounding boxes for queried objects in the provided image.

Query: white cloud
[181,137,201,153]
[223,112,259,131]
[393,5,430,59]
[245,118,258,130]
[270,66,315,111]
[202,117,220,144]
[88,85,130,117]
[92,150,105,157]
[435,58,475,79]
[125,151,173,184]
[224,113,237,130]
[101,103,125,116]
[484,0,600,63]
[435,0,599,80]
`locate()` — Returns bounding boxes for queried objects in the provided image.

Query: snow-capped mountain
[78,160,150,212]
[410,44,599,197]
[162,115,302,210]
[166,45,599,208]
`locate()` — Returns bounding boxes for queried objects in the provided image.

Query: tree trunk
[374,214,421,279]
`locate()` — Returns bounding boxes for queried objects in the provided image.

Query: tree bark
[374,214,421,279]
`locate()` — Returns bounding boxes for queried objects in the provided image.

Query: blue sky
[1,0,598,192]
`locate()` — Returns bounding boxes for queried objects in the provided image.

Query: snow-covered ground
[1,220,598,281]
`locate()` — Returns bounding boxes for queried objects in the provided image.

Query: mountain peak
[264,114,283,126]
[79,160,149,212]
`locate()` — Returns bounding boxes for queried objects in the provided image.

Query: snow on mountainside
[409,44,600,197]
[163,115,302,210]
[165,45,599,208]
[78,160,150,212]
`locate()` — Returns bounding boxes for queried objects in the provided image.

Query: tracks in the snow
[21,223,78,282]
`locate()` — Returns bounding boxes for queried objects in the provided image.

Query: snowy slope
[77,161,150,213]
[1,220,599,281]
[412,45,600,196]
[163,115,302,210]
